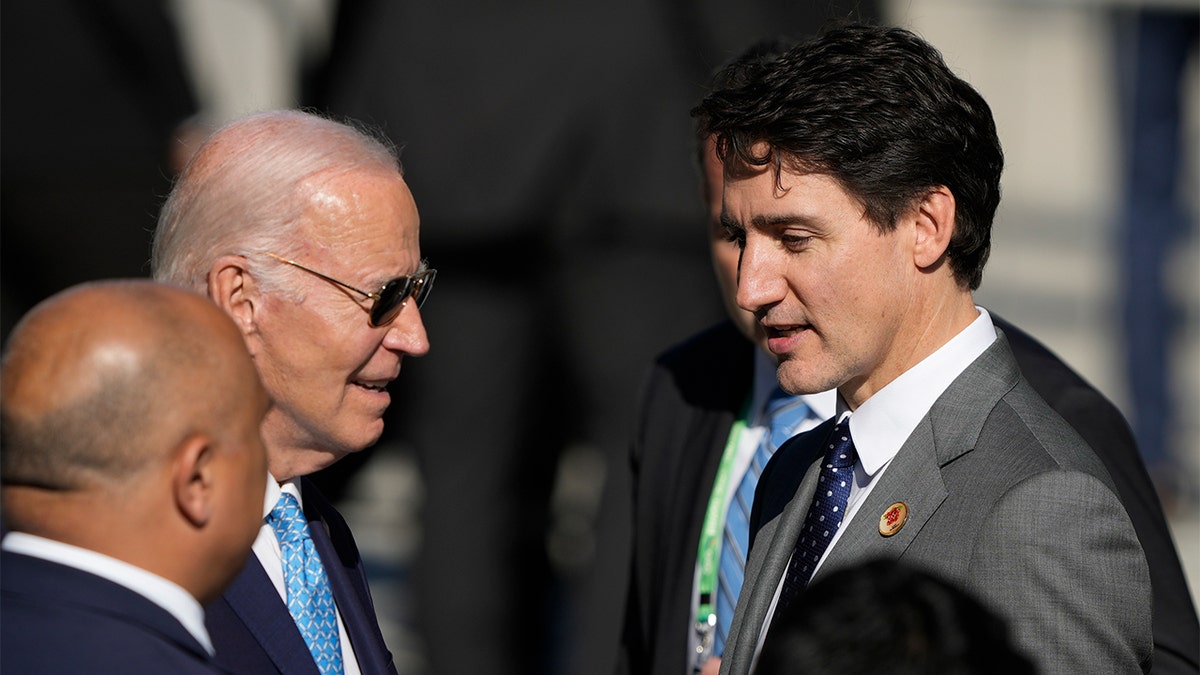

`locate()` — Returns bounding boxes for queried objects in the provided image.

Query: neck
[3,487,203,598]
[840,290,977,410]
[259,413,344,482]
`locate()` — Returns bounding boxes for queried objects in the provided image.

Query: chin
[776,360,831,396]
[355,419,386,449]
[330,414,386,452]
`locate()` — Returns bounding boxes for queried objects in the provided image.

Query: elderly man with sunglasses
[152,110,433,675]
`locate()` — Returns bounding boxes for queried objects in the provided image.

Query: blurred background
[2,0,1196,673]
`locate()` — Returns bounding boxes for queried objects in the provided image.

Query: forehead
[298,168,420,263]
[721,166,871,235]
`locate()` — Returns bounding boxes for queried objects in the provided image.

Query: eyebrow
[369,258,431,287]
[720,212,743,231]
[720,212,814,230]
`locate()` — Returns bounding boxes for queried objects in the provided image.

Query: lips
[763,317,813,340]
[763,320,812,356]
[765,323,805,338]
[351,364,400,393]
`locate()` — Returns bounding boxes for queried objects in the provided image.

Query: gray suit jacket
[720,333,1153,674]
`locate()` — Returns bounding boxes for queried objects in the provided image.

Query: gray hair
[152,110,401,293]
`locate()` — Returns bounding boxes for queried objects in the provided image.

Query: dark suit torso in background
[620,321,752,675]
[619,317,1198,674]
[1,550,220,674]
[206,477,397,675]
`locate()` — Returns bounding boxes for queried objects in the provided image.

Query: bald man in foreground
[0,280,270,673]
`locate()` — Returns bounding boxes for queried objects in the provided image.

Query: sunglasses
[264,252,436,327]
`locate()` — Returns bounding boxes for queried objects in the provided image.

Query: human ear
[173,434,214,528]
[912,186,956,270]
[208,256,259,340]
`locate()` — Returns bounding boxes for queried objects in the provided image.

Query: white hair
[152,110,401,294]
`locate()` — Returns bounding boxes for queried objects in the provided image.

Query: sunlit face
[250,169,430,480]
[723,160,918,406]
[703,137,765,351]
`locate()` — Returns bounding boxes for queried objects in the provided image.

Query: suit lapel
[221,557,320,674]
[814,417,946,579]
[813,333,1020,579]
[217,479,395,675]
[302,478,394,674]
[723,427,825,675]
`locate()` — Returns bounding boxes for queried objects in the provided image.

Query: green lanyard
[696,395,753,625]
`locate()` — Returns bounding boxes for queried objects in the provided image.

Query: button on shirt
[254,476,361,675]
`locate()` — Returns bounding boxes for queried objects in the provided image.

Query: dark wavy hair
[693,24,1003,290]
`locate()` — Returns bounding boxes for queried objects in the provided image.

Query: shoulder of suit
[656,321,749,368]
[651,321,754,401]
[976,386,1118,494]
[299,477,354,535]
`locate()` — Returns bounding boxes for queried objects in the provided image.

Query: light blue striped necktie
[713,386,811,656]
[267,493,345,675]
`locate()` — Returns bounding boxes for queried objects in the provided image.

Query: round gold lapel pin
[879,502,908,537]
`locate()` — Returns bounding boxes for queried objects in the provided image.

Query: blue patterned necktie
[773,419,857,619]
[267,493,345,675]
[713,387,811,656]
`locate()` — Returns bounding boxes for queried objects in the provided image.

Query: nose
[382,302,430,356]
[735,233,786,314]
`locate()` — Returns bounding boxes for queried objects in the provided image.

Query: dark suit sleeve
[616,361,656,675]
[996,315,1199,673]
[617,322,754,675]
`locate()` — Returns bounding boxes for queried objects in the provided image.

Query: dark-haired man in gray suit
[694,24,1153,674]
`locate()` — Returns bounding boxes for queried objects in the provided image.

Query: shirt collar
[1,531,214,655]
[261,473,303,519]
[839,307,997,476]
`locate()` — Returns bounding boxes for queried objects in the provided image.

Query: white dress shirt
[2,531,214,655]
[254,475,362,675]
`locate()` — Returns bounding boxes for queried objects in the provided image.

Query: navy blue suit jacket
[206,477,397,674]
[1,549,220,673]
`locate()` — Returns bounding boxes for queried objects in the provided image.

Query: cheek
[285,322,368,381]
[825,242,888,304]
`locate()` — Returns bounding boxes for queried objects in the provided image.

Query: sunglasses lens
[370,279,412,327]
[413,269,436,309]
[368,269,436,326]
